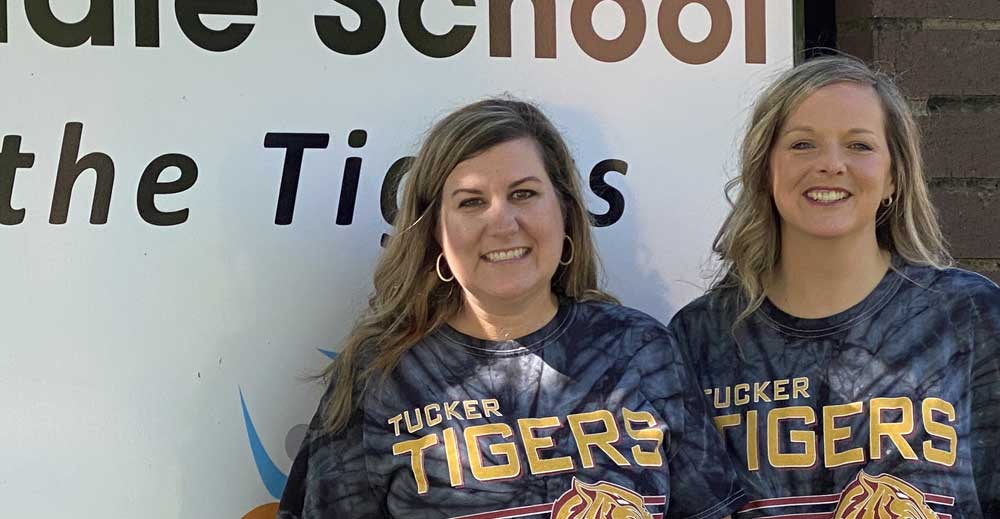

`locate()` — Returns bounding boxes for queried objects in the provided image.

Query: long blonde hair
[713,54,951,326]
[322,98,615,432]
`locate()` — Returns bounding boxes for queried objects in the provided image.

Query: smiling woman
[668,55,1000,519]
[275,98,745,519]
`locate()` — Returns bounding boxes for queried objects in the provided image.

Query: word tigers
[707,378,958,470]
[389,403,664,495]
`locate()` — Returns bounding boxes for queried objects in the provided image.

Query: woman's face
[437,137,565,310]
[769,82,895,244]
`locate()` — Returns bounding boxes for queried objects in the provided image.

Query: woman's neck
[449,290,559,341]
[767,231,891,319]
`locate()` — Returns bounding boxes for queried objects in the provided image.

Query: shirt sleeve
[970,283,1000,517]
[635,322,746,519]
[277,381,387,519]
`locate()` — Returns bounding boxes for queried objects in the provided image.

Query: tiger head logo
[551,478,653,519]
[832,470,939,519]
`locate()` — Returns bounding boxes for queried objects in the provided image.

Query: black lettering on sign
[263,132,330,225]
[175,0,257,52]
[588,159,627,227]
[0,135,35,225]
[315,0,387,55]
[26,0,114,47]
[137,154,199,226]
[398,0,475,58]
[50,122,115,225]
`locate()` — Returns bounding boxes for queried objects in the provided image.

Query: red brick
[920,111,1000,179]
[837,29,875,61]
[872,29,1000,97]
[870,0,1000,20]
[930,180,1000,258]
[838,0,874,21]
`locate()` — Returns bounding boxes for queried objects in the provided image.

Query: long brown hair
[322,97,615,432]
[712,54,951,326]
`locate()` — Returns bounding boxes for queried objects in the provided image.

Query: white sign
[0,1,792,517]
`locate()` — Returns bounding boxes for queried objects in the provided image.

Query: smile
[805,189,850,203]
[483,247,529,262]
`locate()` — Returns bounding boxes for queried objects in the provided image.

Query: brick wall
[836,0,1000,283]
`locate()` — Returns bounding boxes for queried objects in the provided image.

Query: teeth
[484,248,528,262]
[807,190,848,202]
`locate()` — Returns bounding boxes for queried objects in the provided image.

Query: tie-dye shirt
[669,261,1000,519]
[278,299,746,519]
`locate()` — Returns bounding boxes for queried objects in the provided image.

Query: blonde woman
[669,55,1000,518]
[278,98,743,519]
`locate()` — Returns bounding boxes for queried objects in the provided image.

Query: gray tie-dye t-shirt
[669,261,1000,519]
[278,299,746,519]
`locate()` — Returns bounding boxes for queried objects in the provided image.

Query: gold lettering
[567,410,629,468]
[444,401,464,421]
[713,413,741,435]
[481,398,502,418]
[465,423,521,481]
[387,414,403,437]
[773,379,790,401]
[747,410,760,471]
[392,434,439,495]
[870,397,917,460]
[442,427,464,487]
[713,386,731,409]
[425,404,442,427]
[403,409,423,434]
[622,408,664,467]
[734,383,751,406]
[922,398,957,466]
[767,406,817,468]
[518,416,574,474]
[463,400,482,420]
[792,377,810,399]
[753,381,772,403]
[823,402,864,468]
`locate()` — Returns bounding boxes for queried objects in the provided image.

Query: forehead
[443,137,551,188]
[783,82,886,132]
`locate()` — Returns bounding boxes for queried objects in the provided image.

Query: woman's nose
[817,146,847,175]
[486,200,519,236]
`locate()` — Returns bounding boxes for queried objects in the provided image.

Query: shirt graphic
[670,261,1000,519]
[279,300,745,519]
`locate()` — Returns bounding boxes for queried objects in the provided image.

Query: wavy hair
[712,54,951,326]
[321,97,615,432]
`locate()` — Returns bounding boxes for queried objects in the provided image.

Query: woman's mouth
[804,188,850,204]
[483,247,529,262]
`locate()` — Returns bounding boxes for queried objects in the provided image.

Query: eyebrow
[449,176,543,198]
[782,126,878,136]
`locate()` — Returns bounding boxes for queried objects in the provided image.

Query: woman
[278,98,744,519]
[669,55,1000,518]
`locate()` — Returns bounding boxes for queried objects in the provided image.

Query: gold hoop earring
[559,235,574,266]
[436,253,454,282]
[882,195,894,208]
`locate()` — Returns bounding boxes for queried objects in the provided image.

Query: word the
[0,123,196,226]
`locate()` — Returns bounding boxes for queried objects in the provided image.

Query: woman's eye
[849,142,873,151]
[790,141,813,150]
[458,198,483,208]
[511,189,537,201]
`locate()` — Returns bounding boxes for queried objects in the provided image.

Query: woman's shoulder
[899,262,1000,309]
[669,286,740,331]
[574,297,668,331]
